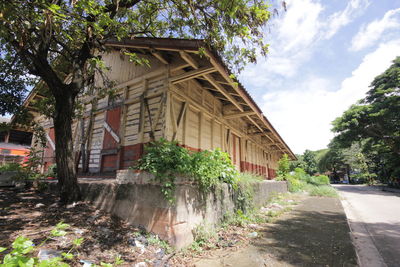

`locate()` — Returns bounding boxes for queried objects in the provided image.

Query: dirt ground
[0,187,174,266]
[0,187,357,267]
[193,197,358,267]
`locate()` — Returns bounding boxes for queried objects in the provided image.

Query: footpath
[194,196,358,267]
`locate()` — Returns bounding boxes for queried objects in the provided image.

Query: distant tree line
[291,57,400,186]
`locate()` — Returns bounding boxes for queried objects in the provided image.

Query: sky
[239,0,400,154]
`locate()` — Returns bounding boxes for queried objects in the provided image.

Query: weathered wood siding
[165,65,281,178]
[32,49,283,177]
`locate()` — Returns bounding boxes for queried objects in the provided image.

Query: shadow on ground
[0,187,134,257]
[334,184,400,197]
[254,207,357,266]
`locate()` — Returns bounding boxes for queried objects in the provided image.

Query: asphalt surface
[335,185,400,267]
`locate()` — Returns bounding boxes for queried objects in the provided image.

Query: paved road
[335,185,400,267]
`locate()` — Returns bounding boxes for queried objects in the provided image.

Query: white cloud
[260,39,400,154]
[277,0,324,53]
[350,8,400,51]
[324,0,371,39]
[240,0,369,87]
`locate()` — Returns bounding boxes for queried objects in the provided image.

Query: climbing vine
[134,139,239,202]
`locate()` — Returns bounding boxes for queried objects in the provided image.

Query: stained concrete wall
[78,171,287,248]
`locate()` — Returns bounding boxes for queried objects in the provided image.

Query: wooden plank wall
[32,50,283,177]
[166,74,282,179]
[34,51,169,173]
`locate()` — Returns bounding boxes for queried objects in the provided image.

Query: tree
[277,154,290,179]
[0,0,275,203]
[302,149,318,175]
[332,57,400,182]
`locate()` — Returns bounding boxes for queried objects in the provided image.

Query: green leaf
[11,236,34,254]
[61,252,74,260]
[0,247,7,253]
[72,237,84,247]
[51,229,67,237]
[56,221,70,230]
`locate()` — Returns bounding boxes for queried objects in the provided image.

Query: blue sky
[239,0,400,154]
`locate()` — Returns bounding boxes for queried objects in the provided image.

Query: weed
[147,234,173,253]
[309,185,338,197]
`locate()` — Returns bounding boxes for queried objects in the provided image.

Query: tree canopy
[331,57,400,183]
[0,0,276,202]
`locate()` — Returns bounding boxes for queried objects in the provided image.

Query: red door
[100,107,121,172]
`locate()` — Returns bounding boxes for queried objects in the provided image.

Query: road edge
[338,193,387,267]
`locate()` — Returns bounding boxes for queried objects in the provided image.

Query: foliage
[0,222,124,267]
[277,154,290,179]
[302,150,318,175]
[289,150,318,175]
[135,139,239,202]
[331,57,400,183]
[235,172,263,212]
[0,0,276,202]
[191,224,218,251]
[135,139,191,201]
[308,175,330,186]
[146,235,172,254]
[45,164,57,178]
[285,168,337,197]
[0,163,21,172]
[308,185,338,197]
[0,223,70,266]
[0,51,34,116]
[191,149,238,191]
[287,176,307,193]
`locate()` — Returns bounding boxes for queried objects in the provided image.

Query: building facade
[28,38,295,178]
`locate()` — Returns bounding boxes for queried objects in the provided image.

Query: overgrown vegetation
[186,193,296,253]
[0,147,55,191]
[278,167,337,197]
[0,222,124,267]
[277,154,290,179]
[135,139,251,202]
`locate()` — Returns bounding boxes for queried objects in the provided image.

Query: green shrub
[0,222,124,266]
[308,175,330,185]
[0,163,21,172]
[191,149,238,191]
[277,154,290,179]
[291,168,310,182]
[135,139,240,202]
[309,185,338,197]
[285,168,336,197]
[135,139,191,201]
[237,172,263,184]
[287,176,306,192]
[45,164,57,178]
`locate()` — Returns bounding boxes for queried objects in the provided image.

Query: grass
[146,234,173,253]
[236,172,264,184]
[308,185,338,197]
[185,192,297,254]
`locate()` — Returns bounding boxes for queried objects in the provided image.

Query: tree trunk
[53,92,81,203]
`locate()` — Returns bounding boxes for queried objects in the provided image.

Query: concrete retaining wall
[79,171,287,248]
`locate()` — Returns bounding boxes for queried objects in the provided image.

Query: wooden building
[28,38,295,179]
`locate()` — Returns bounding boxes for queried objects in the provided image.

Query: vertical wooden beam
[139,79,148,143]
[117,86,129,170]
[210,118,214,150]
[170,97,178,135]
[163,66,170,138]
[198,112,203,149]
